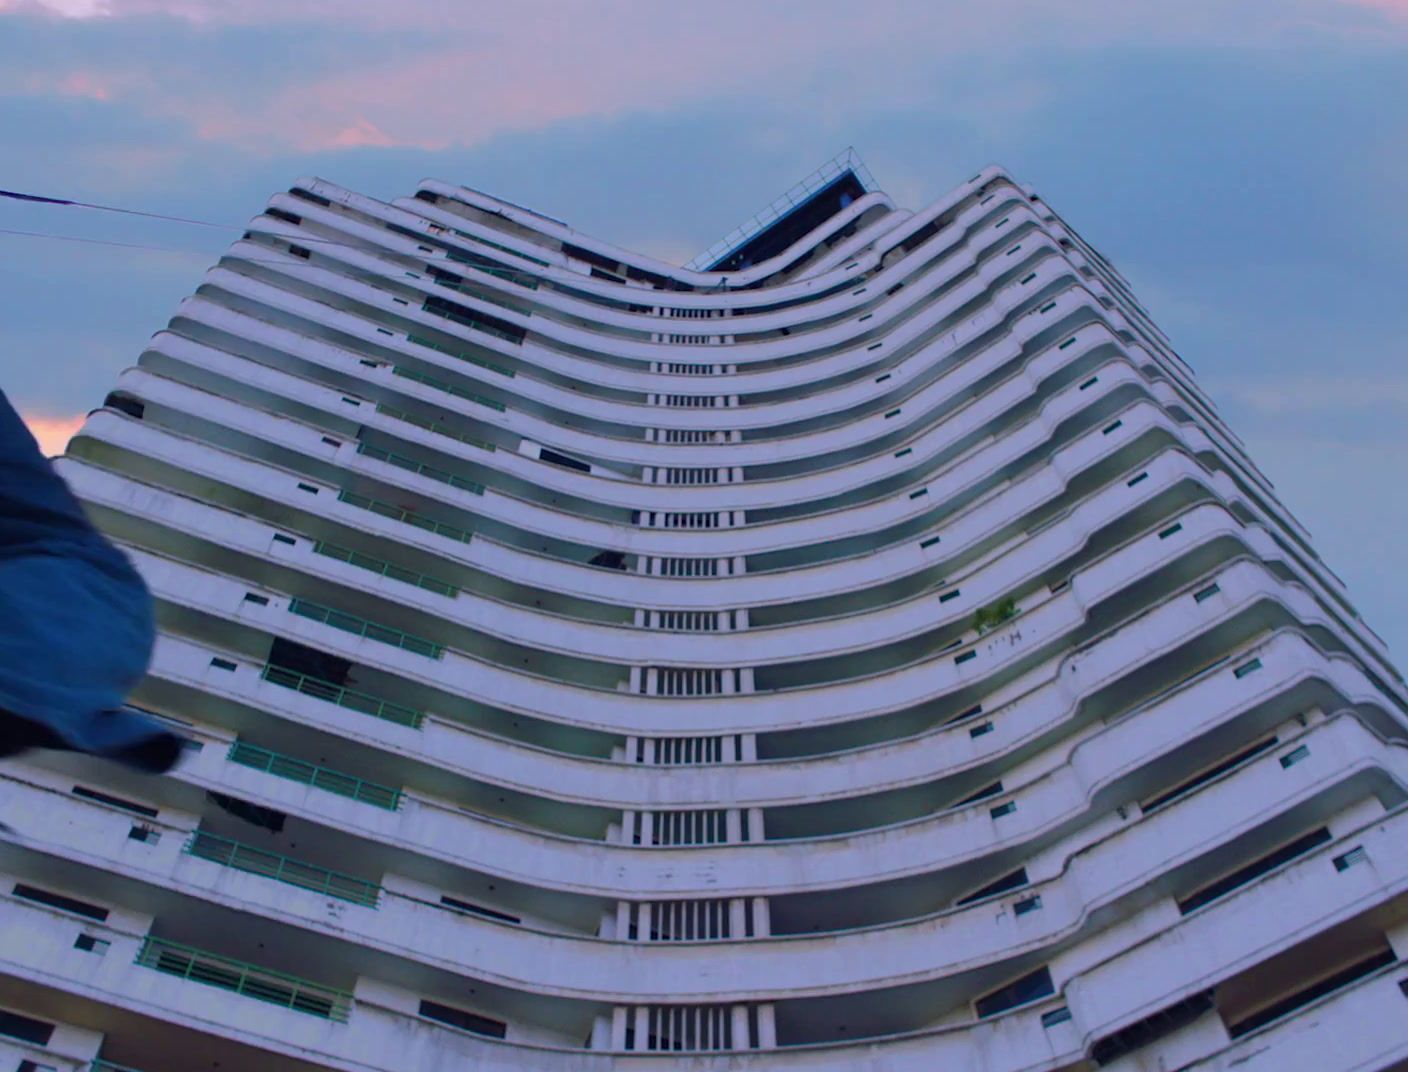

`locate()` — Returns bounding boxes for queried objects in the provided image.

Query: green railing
[392,364,506,412]
[337,491,474,547]
[356,441,485,495]
[186,830,381,907]
[432,273,530,313]
[405,332,514,377]
[135,936,352,1021]
[453,228,551,268]
[445,250,542,289]
[420,300,524,347]
[313,540,458,598]
[91,1061,148,1072]
[261,664,425,729]
[288,597,444,659]
[375,401,495,453]
[228,740,403,810]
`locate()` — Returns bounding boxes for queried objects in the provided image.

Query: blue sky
[2,0,1406,658]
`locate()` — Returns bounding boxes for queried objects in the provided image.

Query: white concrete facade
[2,154,1406,1071]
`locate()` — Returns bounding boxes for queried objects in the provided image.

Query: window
[440,895,520,925]
[1178,827,1331,915]
[956,868,1029,907]
[975,966,1054,1018]
[71,785,157,818]
[74,934,110,955]
[12,883,108,921]
[0,1009,54,1046]
[419,999,507,1039]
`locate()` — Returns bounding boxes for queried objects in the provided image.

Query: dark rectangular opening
[976,966,1054,1018]
[419,999,508,1039]
[540,448,590,473]
[71,785,158,818]
[1229,949,1395,1038]
[1141,736,1278,814]
[0,1009,55,1046]
[956,867,1029,907]
[440,895,521,925]
[267,637,352,687]
[12,883,109,922]
[1178,827,1332,915]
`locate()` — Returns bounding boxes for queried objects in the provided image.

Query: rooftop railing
[684,147,879,272]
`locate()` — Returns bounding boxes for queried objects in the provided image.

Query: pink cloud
[22,413,85,457]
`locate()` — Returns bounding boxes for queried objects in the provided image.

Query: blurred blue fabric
[0,390,180,769]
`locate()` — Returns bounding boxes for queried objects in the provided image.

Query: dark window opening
[440,895,520,925]
[418,999,508,1039]
[976,966,1055,1018]
[206,791,287,834]
[12,883,109,921]
[414,190,439,203]
[1230,949,1396,1038]
[104,392,144,420]
[955,780,1003,806]
[265,207,301,226]
[288,188,332,207]
[589,550,627,570]
[1090,990,1215,1065]
[71,785,158,818]
[0,1010,55,1046]
[898,219,940,255]
[267,637,352,687]
[1141,737,1279,814]
[422,294,526,345]
[956,868,1029,907]
[563,243,620,274]
[1178,828,1332,915]
[539,448,590,473]
[590,267,626,283]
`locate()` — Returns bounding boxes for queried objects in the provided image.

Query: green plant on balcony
[973,596,1019,635]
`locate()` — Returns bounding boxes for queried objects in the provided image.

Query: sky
[1,0,1406,658]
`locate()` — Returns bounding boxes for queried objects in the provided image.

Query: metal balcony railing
[391,364,506,413]
[312,539,459,598]
[406,332,514,377]
[186,830,382,907]
[356,440,487,495]
[261,664,426,729]
[227,740,403,810]
[287,597,445,659]
[337,491,474,547]
[375,401,496,453]
[135,936,353,1021]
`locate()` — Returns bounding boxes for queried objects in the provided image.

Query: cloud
[21,412,85,456]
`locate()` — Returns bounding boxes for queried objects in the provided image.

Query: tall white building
[3,150,1407,1072]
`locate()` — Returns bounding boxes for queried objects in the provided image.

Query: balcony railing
[186,830,382,907]
[375,401,495,453]
[453,227,551,268]
[135,936,353,1021]
[261,665,425,729]
[287,597,444,659]
[406,332,514,377]
[338,490,474,548]
[312,539,458,598]
[356,441,486,495]
[228,740,403,810]
[392,364,506,412]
